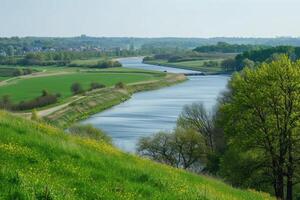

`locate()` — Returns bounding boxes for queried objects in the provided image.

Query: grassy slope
[0,111,273,200]
[0,70,161,103]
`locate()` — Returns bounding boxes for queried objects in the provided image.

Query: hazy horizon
[1,0,300,38]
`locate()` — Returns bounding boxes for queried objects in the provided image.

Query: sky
[1,0,300,38]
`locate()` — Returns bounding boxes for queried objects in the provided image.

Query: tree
[137,128,206,171]
[221,58,236,72]
[220,56,300,200]
[71,82,83,95]
[241,58,255,69]
[177,103,215,152]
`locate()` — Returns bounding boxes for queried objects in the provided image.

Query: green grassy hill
[0,111,273,200]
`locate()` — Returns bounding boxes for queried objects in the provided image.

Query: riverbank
[143,60,232,75]
[45,73,187,128]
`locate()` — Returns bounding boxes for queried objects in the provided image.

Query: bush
[89,82,105,91]
[89,60,122,69]
[68,124,112,144]
[0,95,12,110]
[16,93,58,111]
[115,82,125,89]
[31,109,39,121]
[71,82,84,95]
[142,56,154,62]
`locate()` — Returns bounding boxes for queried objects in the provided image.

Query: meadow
[0,76,9,81]
[0,69,163,103]
[0,111,274,200]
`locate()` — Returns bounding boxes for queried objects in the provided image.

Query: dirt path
[16,96,85,119]
[38,96,85,117]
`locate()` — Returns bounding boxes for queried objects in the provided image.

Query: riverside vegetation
[138,55,300,200]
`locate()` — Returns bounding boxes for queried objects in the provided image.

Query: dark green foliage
[0,91,59,111]
[0,95,12,110]
[71,82,84,95]
[115,82,125,89]
[89,82,105,91]
[90,60,122,68]
[220,46,300,71]
[0,67,34,77]
[236,46,299,62]
[15,92,59,111]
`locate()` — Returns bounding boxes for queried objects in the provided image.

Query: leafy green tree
[71,82,83,95]
[137,128,206,170]
[177,103,215,152]
[220,56,300,200]
[221,58,236,72]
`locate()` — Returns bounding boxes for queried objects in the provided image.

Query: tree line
[138,55,300,199]
[0,51,122,68]
[221,46,300,72]
[194,42,267,53]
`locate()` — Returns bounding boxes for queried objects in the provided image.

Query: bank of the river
[45,73,187,128]
[143,60,231,75]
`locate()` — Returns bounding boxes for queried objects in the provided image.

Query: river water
[82,58,229,152]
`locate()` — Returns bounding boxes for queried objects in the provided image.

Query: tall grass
[0,111,273,199]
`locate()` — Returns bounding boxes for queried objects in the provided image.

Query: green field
[0,69,162,103]
[146,59,226,74]
[0,76,10,81]
[0,111,273,200]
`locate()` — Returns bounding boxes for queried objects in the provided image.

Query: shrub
[15,92,59,111]
[68,124,112,144]
[90,60,122,68]
[0,95,12,110]
[71,82,84,95]
[31,109,39,121]
[115,82,125,89]
[89,82,105,91]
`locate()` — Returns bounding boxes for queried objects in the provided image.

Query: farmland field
[0,69,164,103]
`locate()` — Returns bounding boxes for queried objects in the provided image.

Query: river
[82,57,230,152]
